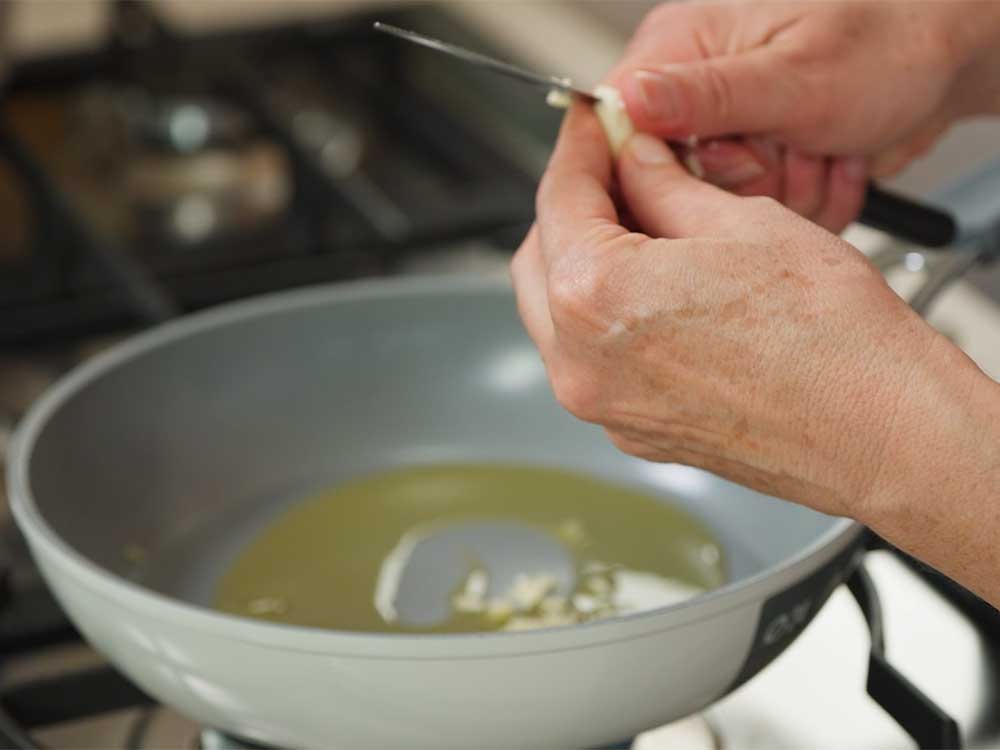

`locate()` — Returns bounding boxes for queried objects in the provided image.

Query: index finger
[536,103,626,269]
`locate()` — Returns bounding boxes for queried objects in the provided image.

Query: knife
[375,22,957,248]
[373,22,598,103]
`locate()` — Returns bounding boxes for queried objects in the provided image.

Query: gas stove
[0,3,999,749]
[0,2,556,345]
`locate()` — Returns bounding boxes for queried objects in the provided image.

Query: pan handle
[859,185,958,248]
[845,550,963,749]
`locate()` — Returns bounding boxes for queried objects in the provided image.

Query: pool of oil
[214,464,726,633]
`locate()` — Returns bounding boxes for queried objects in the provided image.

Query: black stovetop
[0,2,560,346]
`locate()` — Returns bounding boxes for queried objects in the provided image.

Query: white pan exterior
[9,278,861,748]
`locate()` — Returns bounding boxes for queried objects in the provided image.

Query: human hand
[605,1,1000,229]
[685,136,867,234]
[511,104,971,520]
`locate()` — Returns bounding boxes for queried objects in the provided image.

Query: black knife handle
[859,184,957,248]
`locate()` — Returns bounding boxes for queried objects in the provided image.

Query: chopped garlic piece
[584,574,613,597]
[546,88,572,109]
[700,544,721,566]
[593,85,635,157]
[484,599,515,624]
[452,594,486,614]
[508,573,558,612]
[572,593,600,614]
[451,567,490,613]
[503,611,581,632]
[465,568,489,598]
[539,595,570,616]
[248,596,288,615]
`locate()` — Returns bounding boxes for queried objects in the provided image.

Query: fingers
[782,150,828,219]
[619,51,801,140]
[687,139,866,233]
[696,138,783,199]
[696,139,768,189]
[617,133,745,238]
[510,225,555,355]
[813,157,867,232]
[535,103,625,269]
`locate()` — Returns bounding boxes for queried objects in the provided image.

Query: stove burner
[75,85,293,247]
[119,93,255,154]
[0,2,544,343]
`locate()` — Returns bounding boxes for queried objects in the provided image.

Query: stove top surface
[0,2,558,346]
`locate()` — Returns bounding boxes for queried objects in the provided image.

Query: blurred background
[3,0,1000,465]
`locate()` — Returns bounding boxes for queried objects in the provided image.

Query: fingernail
[700,157,766,188]
[628,133,671,165]
[748,137,781,169]
[843,156,867,181]
[634,69,680,122]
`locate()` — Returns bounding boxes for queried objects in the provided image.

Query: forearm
[860,336,1000,609]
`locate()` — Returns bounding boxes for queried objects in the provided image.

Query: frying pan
[8,276,862,749]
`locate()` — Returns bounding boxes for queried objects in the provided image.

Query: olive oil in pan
[214,464,726,633]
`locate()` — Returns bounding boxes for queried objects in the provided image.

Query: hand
[687,136,867,234]
[606,1,1000,227]
[512,104,969,521]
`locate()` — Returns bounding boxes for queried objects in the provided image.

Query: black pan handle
[859,184,957,248]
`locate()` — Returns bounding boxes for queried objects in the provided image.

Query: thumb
[617,133,744,239]
[619,50,800,140]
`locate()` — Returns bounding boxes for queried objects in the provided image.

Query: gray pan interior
[25,279,838,618]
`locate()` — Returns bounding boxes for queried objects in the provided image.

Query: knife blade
[373,22,598,103]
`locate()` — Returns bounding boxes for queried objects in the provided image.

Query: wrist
[859,331,1000,541]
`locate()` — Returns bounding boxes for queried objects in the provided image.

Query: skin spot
[773,267,816,292]
[719,298,749,323]
[673,305,710,321]
[605,320,628,339]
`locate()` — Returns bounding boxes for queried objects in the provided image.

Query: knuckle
[547,253,615,325]
[551,365,602,422]
[698,64,735,125]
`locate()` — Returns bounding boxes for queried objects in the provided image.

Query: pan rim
[8,274,862,657]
